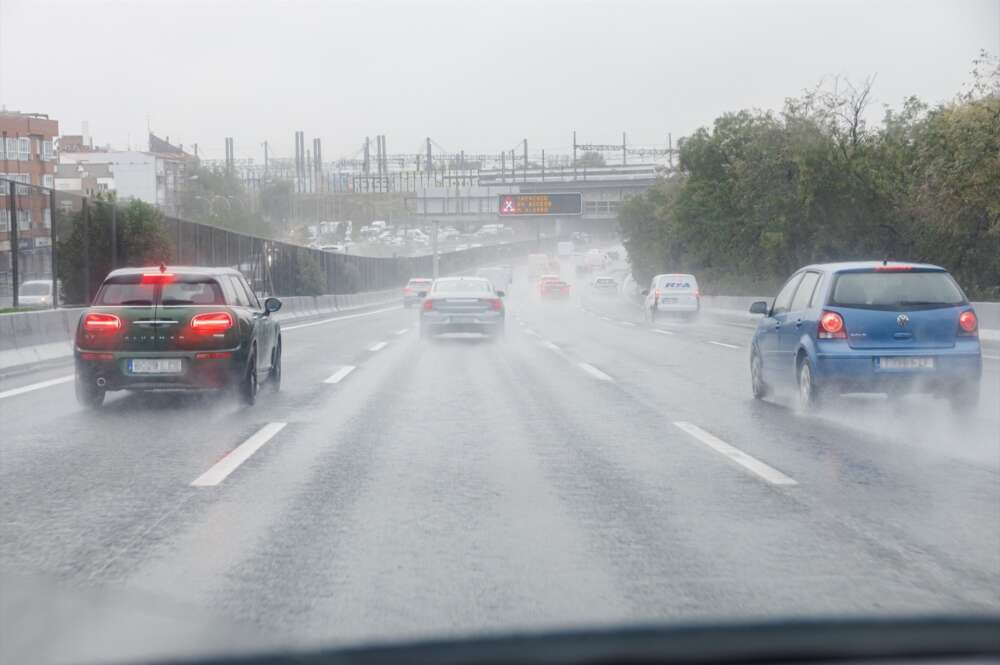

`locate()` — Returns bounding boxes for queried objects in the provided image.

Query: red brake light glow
[874,265,913,272]
[422,299,434,311]
[959,311,978,334]
[83,312,122,333]
[818,311,846,339]
[195,351,233,360]
[140,272,175,284]
[80,352,114,361]
[487,298,503,311]
[190,311,233,335]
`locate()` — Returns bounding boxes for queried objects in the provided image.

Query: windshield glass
[432,279,491,293]
[831,271,965,310]
[18,282,50,296]
[2,2,997,664]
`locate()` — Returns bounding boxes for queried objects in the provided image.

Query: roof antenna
[159,262,167,273]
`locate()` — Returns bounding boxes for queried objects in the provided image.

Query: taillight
[486,298,503,311]
[190,311,233,335]
[195,351,233,360]
[959,310,978,335]
[80,352,114,361]
[83,312,122,333]
[818,311,846,339]
[422,299,434,311]
[654,289,661,300]
[404,287,412,294]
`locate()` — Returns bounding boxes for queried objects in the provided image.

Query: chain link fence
[1,177,545,309]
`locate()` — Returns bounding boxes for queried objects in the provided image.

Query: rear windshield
[95,283,155,306]
[19,282,50,296]
[656,275,698,290]
[830,271,965,310]
[95,275,224,306]
[433,279,491,293]
[160,281,225,305]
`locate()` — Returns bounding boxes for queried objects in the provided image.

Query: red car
[539,276,571,299]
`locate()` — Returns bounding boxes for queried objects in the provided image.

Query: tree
[57,198,173,304]
[576,151,606,167]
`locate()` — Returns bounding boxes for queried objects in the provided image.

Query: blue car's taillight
[959,310,978,336]
[818,311,846,340]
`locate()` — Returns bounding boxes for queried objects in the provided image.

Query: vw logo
[897,314,910,327]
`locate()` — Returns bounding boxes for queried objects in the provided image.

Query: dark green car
[74,266,283,408]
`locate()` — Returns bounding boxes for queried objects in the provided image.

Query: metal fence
[0,177,544,309]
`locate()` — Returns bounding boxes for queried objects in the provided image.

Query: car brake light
[874,265,912,272]
[80,352,114,361]
[959,310,978,334]
[140,272,175,284]
[83,312,122,333]
[190,311,233,335]
[818,311,846,339]
[487,298,503,311]
[404,287,412,294]
[422,299,434,311]
[654,289,661,300]
[195,351,233,359]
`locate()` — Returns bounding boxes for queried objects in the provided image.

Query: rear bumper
[75,348,244,391]
[420,312,504,335]
[814,350,982,393]
[655,302,700,313]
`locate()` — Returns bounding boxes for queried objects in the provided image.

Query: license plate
[661,297,678,304]
[449,316,474,324]
[129,358,183,374]
[878,356,934,370]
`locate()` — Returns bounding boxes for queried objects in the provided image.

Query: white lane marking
[394,328,409,336]
[191,422,287,487]
[323,365,356,384]
[652,328,674,335]
[524,328,539,337]
[708,341,741,349]
[368,341,388,352]
[578,362,613,382]
[983,354,1000,361]
[673,421,798,486]
[620,321,636,327]
[541,341,562,352]
[282,305,401,331]
[0,375,74,400]
[600,316,613,322]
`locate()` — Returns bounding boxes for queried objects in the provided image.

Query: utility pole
[376,135,383,178]
[363,137,371,175]
[500,151,505,181]
[622,132,627,166]
[381,135,388,177]
[313,138,322,193]
[426,137,433,182]
[263,141,269,175]
[541,149,545,181]
[523,139,528,182]
[572,130,577,180]
[668,133,674,170]
[8,180,18,308]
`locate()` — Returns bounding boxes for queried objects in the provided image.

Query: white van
[642,273,700,321]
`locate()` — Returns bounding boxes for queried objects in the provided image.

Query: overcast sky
[1,0,997,161]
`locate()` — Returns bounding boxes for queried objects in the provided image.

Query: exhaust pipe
[96,377,107,388]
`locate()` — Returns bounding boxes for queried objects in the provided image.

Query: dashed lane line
[707,341,741,349]
[652,328,674,335]
[578,362,614,382]
[0,375,74,400]
[282,305,402,332]
[323,365,356,384]
[673,421,798,486]
[368,341,388,352]
[394,328,409,336]
[191,422,287,487]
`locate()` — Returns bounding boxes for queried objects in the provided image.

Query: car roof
[104,266,243,278]
[798,261,946,273]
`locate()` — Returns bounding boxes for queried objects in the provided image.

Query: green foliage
[183,165,275,236]
[56,199,173,304]
[618,57,1000,299]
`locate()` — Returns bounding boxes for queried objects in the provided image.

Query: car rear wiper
[161,299,195,305]
[897,300,951,306]
[119,299,153,305]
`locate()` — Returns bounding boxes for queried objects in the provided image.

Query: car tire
[796,356,823,411]
[269,339,282,393]
[948,382,980,414]
[239,349,258,406]
[75,374,105,409]
[750,346,769,399]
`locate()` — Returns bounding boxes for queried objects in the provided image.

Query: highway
[1,263,998,661]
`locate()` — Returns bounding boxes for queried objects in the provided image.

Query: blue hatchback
[748,262,982,411]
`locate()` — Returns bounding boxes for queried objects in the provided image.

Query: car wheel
[75,374,105,409]
[750,346,769,399]
[240,349,258,406]
[797,357,823,411]
[269,339,282,393]
[948,382,980,414]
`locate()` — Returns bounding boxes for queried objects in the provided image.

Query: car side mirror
[264,297,282,314]
[496,290,505,298]
[749,300,769,315]
[641,289,649,296]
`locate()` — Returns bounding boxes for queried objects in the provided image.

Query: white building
[58,148,190,217]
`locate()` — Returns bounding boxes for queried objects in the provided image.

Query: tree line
[619,54,1000,300]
